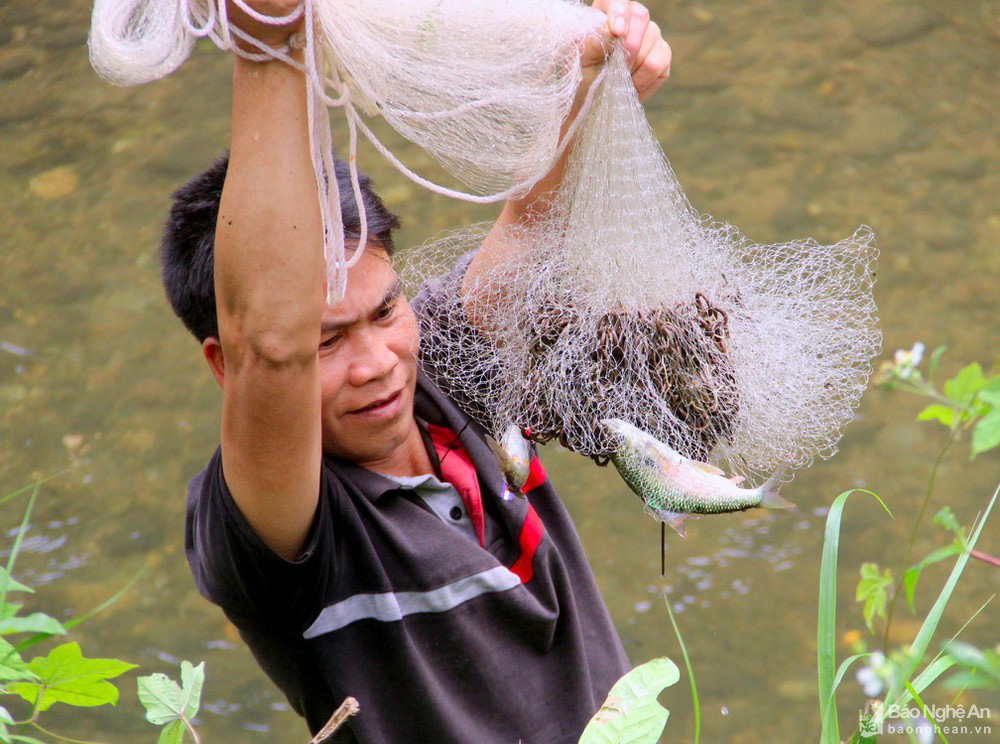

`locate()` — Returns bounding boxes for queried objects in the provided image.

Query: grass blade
[904,680,950,744]
[819,489,892,743]
[0,484,41,610]
[881,481,998,715]
[663,593,700,743]
[13,567,146,654]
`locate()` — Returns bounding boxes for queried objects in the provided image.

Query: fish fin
[648,508,700,538]
[759,463,795,510]
[485,434,507,463]
[691,460,726,477]
[647,435,685,465]
[729,475,745,485]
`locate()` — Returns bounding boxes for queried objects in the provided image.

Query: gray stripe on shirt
[303,566,522,638]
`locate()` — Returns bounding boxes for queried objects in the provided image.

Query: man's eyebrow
[377,279,405,311]
[321,279,404,333]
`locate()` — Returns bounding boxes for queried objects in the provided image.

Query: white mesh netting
[89,0,881,484]
[405,47,879,481]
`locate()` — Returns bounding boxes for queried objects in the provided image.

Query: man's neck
[362,418,434,479]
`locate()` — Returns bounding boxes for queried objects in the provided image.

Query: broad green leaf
[943,363,986,407]
[137,661,205,726]
[978,376,1000,402]
[971,410,1000,458]
[8,641,136,712]
[927,345,947,386]
[856,562,893,633]
[0,638,36,683]
[578,657,679,744]
[157,719,188,744]
[903,542,963,613]
[0,613,66,637]
[916,403,956,429]
[0,568,32,596]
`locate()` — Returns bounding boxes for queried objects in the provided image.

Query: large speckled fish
[486,423,531,499]
[601,418,794,536]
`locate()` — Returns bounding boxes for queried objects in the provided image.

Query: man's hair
[160,151,401,342]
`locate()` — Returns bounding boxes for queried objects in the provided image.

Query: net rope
[89,0,881,486]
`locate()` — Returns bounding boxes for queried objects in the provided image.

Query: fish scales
[610,452,761,515]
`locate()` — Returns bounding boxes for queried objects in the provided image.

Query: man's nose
[347,329,398,387]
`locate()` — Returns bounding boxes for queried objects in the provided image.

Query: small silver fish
[486,424,531,499]
[601,418,794,537]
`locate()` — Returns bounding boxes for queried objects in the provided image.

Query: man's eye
[319,334,341,350]
[377,303,397,321]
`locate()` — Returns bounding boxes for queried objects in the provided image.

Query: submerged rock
[0,48,40,81]
[29,166,80,199]
[856,5,941,47]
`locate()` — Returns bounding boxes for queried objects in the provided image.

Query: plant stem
[30,720,109,744]
[970,549,1000,568]
[310,698,360,744]
[663,594,700,744]
[881,428,957,653]
[182,715,201,744]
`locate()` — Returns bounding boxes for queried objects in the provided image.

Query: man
[164,1,671,741]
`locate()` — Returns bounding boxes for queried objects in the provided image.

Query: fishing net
[89,0,606,300]
[88,0,881,483]
[405,46,879,480]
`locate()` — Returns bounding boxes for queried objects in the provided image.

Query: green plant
[578,658,679,743]
[875,343,1000,459]
[137,662,204,744]
[817,483,997,744]
[874,344,1000,656]
[0,480,205,744]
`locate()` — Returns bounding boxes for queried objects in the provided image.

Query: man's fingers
[592,0,631,37]
[628,8,657,72]
[632,36,671,97]
[623,3,649,68]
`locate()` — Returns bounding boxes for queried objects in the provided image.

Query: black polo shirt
[185,257,630,743]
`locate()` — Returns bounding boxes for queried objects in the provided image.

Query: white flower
[892,342,925,380]
[855,651,887,697]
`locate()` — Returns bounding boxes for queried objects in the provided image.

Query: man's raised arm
[213,2,323,560]
[464,0,671,304]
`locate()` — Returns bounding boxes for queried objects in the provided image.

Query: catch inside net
[88,0,880,486]
[404,46,880,482]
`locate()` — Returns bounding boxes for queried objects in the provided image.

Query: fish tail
[758,463,795,510]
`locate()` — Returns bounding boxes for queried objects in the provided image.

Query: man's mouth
[348,390,404,419]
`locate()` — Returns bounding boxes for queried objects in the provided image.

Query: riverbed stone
[750,88,840,132]
[0,48,40,81]
[842,103,918,158]
[39,26,87,51]
[856,4,941,47]
[29,166,80,199]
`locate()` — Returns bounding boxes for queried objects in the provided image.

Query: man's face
[317,246,420,466]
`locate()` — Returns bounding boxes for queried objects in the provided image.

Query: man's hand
[585,1,671,103]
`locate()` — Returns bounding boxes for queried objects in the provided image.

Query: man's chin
[324,410,415,463]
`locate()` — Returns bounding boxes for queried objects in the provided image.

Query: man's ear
[202,337,225,388]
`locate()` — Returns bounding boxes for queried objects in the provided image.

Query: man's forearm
[216,53,324,364]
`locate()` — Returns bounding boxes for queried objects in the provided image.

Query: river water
[1,0,998,741]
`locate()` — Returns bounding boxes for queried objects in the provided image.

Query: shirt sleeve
[184,447,334,631]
